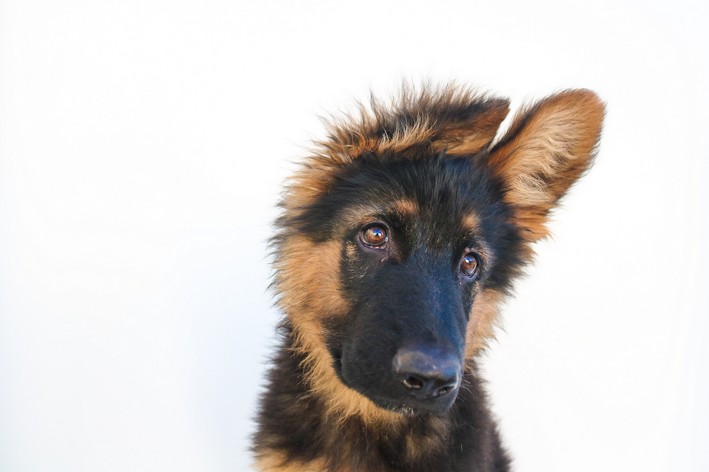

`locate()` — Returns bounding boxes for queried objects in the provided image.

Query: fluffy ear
[488,89,605,242]
[430,97,511,156]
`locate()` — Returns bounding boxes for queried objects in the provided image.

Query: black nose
[392,346,461,400]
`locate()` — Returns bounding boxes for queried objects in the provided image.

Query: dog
[253,84,604,471]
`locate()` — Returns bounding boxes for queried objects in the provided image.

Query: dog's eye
[460,252,480,278]
[360,225,388,248]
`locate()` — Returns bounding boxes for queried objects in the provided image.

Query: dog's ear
[488,90,605,242]
[429,98,510,156]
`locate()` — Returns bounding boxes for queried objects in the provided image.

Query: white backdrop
[1,1,707,471]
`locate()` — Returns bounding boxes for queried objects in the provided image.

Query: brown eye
[360,225,388,248]
[460,252,480,278]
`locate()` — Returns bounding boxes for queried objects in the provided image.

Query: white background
[1,1,707,471]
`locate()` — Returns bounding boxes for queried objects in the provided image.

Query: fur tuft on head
[320,83,510,159]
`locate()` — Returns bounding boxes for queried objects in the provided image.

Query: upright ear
[488,89,605,242]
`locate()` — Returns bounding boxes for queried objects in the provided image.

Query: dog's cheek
[274,235,352,365]
[465,288,505,358]
[338,240,360,300]
[317,240,381,381]
[338,312,403,397]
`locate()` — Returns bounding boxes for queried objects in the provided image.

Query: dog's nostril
[402,376,424,390]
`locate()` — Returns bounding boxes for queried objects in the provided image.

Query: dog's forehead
[325,156,492,234]
[338,197,480,236]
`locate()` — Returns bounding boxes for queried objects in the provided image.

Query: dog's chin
[366,391,459,417]
[375,401,418,417]
[372,399,430,417]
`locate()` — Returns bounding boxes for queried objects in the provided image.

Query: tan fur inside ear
[489,89,605,241]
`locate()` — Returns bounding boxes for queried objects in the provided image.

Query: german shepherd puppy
[253,84,604,471]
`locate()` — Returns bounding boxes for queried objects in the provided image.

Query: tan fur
[489,89,605,242]
[284,157,341,213]
[461,213,480,234]
[466,288,505,358]
[256,452,330,472]
[403,415,451,462]
[391,198,419,217]
[275,236,349,318]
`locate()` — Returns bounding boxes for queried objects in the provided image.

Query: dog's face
[273,86,604,418]
[297,155,520,414]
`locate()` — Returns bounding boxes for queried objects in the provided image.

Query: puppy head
[272,85,604,419]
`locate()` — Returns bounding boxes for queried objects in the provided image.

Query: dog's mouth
[362,388,459,416]
[329,347,459,416]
